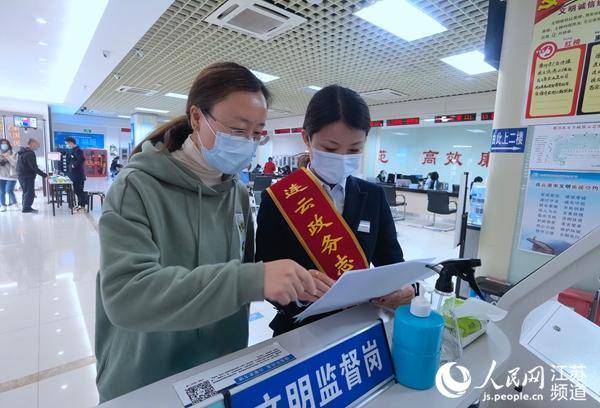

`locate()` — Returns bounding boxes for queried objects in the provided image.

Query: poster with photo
[518,170,600,255]
[524,0,600,124]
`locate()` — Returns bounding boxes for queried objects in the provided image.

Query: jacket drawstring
[196,187,203,266]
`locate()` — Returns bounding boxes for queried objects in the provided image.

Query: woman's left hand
[371,286,415,309]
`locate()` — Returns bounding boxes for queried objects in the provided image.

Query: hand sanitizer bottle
[392,290,444,390]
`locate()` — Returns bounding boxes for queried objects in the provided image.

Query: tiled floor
[0,181,458,407]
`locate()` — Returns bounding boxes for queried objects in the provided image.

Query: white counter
[98,304,510,407]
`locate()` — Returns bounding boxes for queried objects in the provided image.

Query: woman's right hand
[264,260,318,305]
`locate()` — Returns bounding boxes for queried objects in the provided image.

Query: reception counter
[98,304,510,408]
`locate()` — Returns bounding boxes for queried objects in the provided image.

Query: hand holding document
[295,259,436,321]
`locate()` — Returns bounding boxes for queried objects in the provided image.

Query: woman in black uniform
[256,85,416,336]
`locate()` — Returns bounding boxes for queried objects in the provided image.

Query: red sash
[266,168,368,280]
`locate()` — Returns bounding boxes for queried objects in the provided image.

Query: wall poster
[525,0,600,124]
[518,124,600,255]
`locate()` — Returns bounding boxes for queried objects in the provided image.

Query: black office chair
[425,190,457,231]
[382,185,407,221]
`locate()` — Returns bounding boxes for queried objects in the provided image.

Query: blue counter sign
[228,321,394,408]
[491,128,527,153]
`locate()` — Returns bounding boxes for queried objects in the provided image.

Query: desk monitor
[253,175,273,191]
[408,175,422,184]
[386,173,396,184]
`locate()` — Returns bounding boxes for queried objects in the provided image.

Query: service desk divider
[223,319,395,408]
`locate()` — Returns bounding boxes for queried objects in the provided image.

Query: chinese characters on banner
[229,322,394,408]
[420,150,490,167]
[525,0,600,123]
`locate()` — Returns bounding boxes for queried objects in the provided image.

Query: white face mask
[310,147,362,185]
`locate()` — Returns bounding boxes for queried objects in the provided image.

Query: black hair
[133,62,271,155]
[303,85,371,139]
[430,172,440,181]
[0,138,12,152]
[27,138,38,146]
[268,157,273,161]
[64,137,77,145]
[470,176,484,190]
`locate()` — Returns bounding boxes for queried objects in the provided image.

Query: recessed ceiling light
[118,115,131,119]
[453,145,473,148]
[38,57,47,62]
[0,308,5,312]
[466,129,487,133]
[441,51,497,75]
[56,328,62,333]
[164,92,188,100]
[61,384,68,390]
[423,118,435,122]
[35,17,48,24]
[307,85,322,91]
[58,350,64,356]
[134,107,170,114]
[355,0,447,42]
[250,69,280,83]
[37,41,48,46]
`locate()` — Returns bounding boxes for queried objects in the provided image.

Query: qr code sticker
[185,380,217,404]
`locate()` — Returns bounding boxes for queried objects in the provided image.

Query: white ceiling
[82,0,498,120]
[0,0,172,111]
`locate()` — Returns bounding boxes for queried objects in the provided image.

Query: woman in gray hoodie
[96,62,329,402]
[0,138,18,211]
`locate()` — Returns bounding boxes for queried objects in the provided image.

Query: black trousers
[72,180,86,207]
[18,176,35,211]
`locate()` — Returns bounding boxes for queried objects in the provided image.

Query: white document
[295,259,436,321]
[173,342,295,407]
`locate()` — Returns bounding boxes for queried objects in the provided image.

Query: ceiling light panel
[441,50,497,75]
[355,0,447,42]
[83,0,495,117]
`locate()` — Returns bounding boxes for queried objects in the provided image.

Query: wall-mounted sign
[370,120,384,127]
[525,0,600,123]
[121,128,131,133]
[491,128,527,153]
[481,112,495,121]
[274,128,291,135]
[434,113,476,123]
[386,117,420,126]
[291,127,303,133]
[54,131,104,149]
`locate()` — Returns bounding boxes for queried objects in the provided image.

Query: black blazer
[66,146,86,182]
[255,175,404,336]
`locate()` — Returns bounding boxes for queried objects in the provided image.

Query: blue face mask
[310,147,362,185]
[198,113,258,175]
[0,144,8,152]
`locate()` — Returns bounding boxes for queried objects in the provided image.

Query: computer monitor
[395,178,411,188]
[452,184,460,193]
[386,173,396,184]
[408,175,421,184]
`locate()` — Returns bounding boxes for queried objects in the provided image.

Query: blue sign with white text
[54,131,104,149]
[491,128,527,153]
[229,322,393,408]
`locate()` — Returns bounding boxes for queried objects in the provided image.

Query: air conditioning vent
[360,89,407,103]
[205,0,306,41]
[116,85,159,96]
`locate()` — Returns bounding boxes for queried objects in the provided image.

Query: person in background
[95,62,319,402]
[263,156,276,174]
[256,85,415,335]
[376,170,387,183]
[281,165,292,176]
[64,137,87,211]
[16,138,47,214]
[470,176,483,191]
[110,157,123,178]
[0,138,18,212]
[251,163,262,173]
[425,171,440,190]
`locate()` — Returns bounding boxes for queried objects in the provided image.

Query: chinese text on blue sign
[491,128,527,153]
[229,321,394,408]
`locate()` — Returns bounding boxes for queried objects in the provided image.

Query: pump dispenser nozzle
[427,258,484,299]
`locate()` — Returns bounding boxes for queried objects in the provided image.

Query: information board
[525,0,600,124]
[54,131,104,149]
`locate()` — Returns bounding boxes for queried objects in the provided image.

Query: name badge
[358,220,371,233]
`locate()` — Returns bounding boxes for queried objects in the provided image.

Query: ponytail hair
[132,62,271,155]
